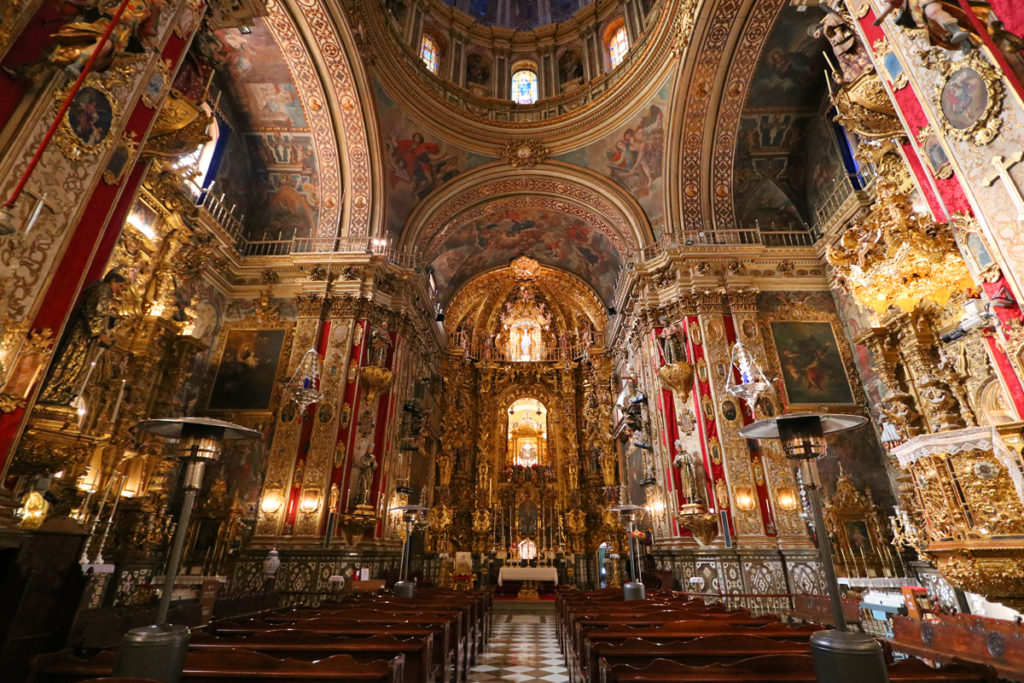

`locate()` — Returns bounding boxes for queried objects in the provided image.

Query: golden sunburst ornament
[509,256,540,280]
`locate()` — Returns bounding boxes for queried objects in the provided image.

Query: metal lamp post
[113,417,261,683]
[740,413,889,683]
[609,504,645,601]
[392,504,428,598]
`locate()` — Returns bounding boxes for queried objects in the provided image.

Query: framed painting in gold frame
[768,321,855,408]
[206,327,291,412]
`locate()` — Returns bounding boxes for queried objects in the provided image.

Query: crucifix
[982,150,1024,222]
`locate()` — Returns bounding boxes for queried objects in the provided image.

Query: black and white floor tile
[470,611,569,683]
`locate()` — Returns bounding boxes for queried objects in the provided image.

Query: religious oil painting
[66,86,114,150]
[921,134,952,179]
[208,329,287,410]
[844,520,872,553]
[770,321,853,405]
[940,66,989,131]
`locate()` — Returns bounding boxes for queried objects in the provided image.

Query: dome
[444,0,592,30]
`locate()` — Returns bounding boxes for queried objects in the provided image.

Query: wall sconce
[734,486,756,511]
[644,484,666,516]
[299,488,322,514]
[260,483,285,514]
[776,487,799,511]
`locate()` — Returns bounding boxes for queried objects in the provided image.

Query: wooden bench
[190,630,436,683]
[890,614,1024,682]
[591,634,812,683]
[32,648,404,683]
[600,654,994,682]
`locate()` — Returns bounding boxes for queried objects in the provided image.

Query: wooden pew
[208,616,456,683]
[189,630,436,683]
[890,614,1024,682]
[591,635,812,683]
[575,621,816,683]
[32,648,404,683]
[600,654,994,682]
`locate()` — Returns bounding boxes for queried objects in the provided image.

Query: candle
[109,378,126,428]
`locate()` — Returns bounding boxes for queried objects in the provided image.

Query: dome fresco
[443,0,590,30]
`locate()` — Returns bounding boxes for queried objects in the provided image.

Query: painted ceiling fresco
[429,207,623,304]
[196,19,320,240]
[374,79,494,237]
[443,0,589,30]
[556,77,670,236]
[733,6,830,233]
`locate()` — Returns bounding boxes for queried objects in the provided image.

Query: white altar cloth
[497,567,559,586]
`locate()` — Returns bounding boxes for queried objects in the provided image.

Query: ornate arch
[278,0,383,237]
[664,0,785,235]
[402,161,654,303]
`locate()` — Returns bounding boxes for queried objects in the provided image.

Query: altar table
[497,567,558,586]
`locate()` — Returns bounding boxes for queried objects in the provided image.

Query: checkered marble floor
[470,611,569,683]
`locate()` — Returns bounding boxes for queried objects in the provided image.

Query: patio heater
[392,504,428,598]
[740,413,889,683]
[114,417,261,683]
[609,503,645,600]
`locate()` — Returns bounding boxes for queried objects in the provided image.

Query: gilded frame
[873,38,908,90]
[203,317,295,415]
[141,59,172,109]
[55,77,121,160]
[916,126,953,180]
[933,52,1004,146]
[102,132,138,186]
[758,301,863,410]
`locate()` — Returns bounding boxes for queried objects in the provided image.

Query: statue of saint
[673,443,707,506]
[658,323,684,364]
[39,269,128,406]
[352,448,377,509]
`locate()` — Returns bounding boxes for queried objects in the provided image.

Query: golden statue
[39,269,128,406]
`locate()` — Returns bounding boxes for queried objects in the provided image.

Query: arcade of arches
[2,0,1024,675]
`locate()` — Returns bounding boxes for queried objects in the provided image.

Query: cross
[983,150,1024,222]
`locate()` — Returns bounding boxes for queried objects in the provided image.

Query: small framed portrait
[919,133,952,179]
[936,53,1003,145]
[141,60,170,108]
[882,51,907,90]
[720,398,739,423]
[708,436,722,466]
[845,520,873,553]
[57,81,119,159]
[102,134,137,186]
[702,397,715,421]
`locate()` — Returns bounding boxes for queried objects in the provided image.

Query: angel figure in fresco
[606,106,664,197]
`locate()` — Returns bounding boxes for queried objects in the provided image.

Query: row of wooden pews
[555,587,997,683]
[31,587,492,683]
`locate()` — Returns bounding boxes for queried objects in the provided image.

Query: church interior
[2,0,1024,680]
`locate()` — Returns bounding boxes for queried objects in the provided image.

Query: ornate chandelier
[285,347,324,412]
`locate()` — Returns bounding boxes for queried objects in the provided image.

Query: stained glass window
[420,34,439,74]
[511,69,538,105]
[608,25,629,68]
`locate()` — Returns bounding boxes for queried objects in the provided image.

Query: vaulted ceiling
[195,0,838,304]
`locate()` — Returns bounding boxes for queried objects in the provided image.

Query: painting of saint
[208,329,287,410]
[770,321,854,405]
[67,87,113,146]
[746,7,827,111]
[844,520,872,553]
[386,132,458,199]
[940,67,988,130]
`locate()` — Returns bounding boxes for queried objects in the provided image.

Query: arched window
[511,69,538,105]
[607,22,629,68]
[420,34,439,74]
